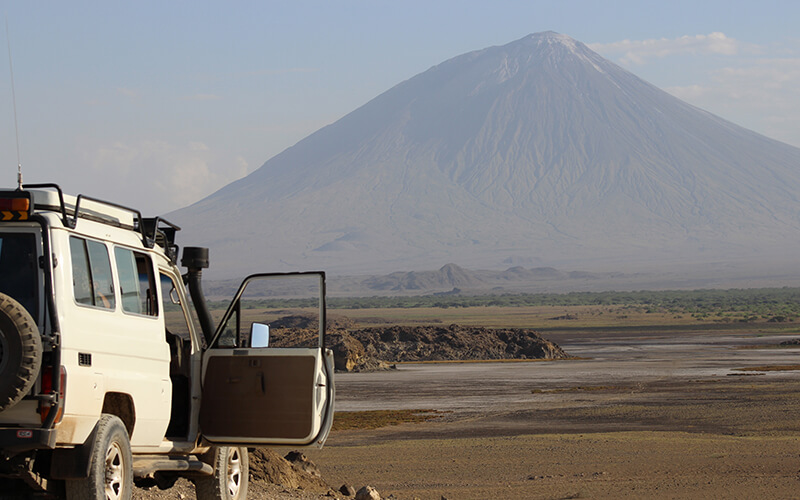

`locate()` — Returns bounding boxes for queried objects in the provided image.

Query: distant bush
[322,287,800,319]
[213,287,800,322]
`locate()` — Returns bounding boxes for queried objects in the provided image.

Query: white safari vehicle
[0,184,334,499]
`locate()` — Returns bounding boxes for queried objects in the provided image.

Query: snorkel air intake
[181,247,215,346]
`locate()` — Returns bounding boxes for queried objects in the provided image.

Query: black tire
[0,292,42,412]
[65,414,133,500]
[194,446,249,500]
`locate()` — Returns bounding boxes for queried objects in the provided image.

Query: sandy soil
[312,430,800,499]
[302,328,800,499]
[136,327,800,499]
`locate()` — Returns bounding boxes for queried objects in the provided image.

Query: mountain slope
[170,32,800,279]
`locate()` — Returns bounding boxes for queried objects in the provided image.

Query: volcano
[170,31,800,279]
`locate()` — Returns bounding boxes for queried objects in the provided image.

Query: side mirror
[250,323,270,348]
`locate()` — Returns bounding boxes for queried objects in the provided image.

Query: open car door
[199,272,334,447]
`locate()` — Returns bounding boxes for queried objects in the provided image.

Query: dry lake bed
[307,327,800,499]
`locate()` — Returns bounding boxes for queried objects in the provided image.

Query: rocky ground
[303,328,800,499]
[132,324,800,499]
[135,374,800,500]
[133,449,368,500]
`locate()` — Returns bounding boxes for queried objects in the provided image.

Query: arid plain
[305,305,800,499]
[137,303,800,499]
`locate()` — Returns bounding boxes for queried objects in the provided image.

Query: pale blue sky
[1,1,799,213]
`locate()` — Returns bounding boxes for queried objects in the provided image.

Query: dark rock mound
[268,314,570,371]
[346,324,569,363]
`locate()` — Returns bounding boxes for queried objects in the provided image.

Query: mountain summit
[172,32,800,279]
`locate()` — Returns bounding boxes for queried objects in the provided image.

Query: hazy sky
[1,1,798,214]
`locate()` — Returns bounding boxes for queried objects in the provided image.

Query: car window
[160,273,191,340]
[69,236,115,310]
[69,237,93,306]
[115,247,157,316]
[0,232,38,319]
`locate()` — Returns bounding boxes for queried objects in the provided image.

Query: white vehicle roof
[0,184,180,261]
[29,189,135,228]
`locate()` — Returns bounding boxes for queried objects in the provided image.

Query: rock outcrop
[248,449,331,493]
[328,332,394,372]
[344,325,568,363]
[268,313,570,372]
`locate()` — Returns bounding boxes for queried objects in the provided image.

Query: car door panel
[198,272,334,447]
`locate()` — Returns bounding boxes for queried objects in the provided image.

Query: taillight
[40,366,66,424]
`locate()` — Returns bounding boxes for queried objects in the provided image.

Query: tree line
[214,287,800,320]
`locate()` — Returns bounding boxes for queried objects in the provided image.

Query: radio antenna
[4,17,22,189]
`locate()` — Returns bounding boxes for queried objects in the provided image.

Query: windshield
[0,232,39,320]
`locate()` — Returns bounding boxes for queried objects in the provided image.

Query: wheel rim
[104,441,126,500]
[226,448,242,498]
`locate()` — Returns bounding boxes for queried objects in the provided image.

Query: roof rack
[22,183,181,254]
[140,217,181,263]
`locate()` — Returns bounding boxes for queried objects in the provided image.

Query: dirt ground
[308,378,800,499]
[301,328,800,499]
[136,326,800,499]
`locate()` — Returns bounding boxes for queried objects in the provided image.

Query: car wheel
[194,446,249,500]
[65,414,133,500]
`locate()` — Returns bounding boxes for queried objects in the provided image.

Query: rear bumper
[0,428,57,452]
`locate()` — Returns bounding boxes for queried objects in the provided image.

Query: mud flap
[49,426,98,479]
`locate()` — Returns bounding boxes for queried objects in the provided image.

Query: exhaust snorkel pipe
[181,247,215,346]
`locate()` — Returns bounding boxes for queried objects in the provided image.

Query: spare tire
[0,292,42,412]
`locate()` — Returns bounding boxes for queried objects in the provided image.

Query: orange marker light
[11,198,29,211]
[0,194,32,220]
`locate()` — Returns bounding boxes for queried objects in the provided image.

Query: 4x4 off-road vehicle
[0,184,334,499]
